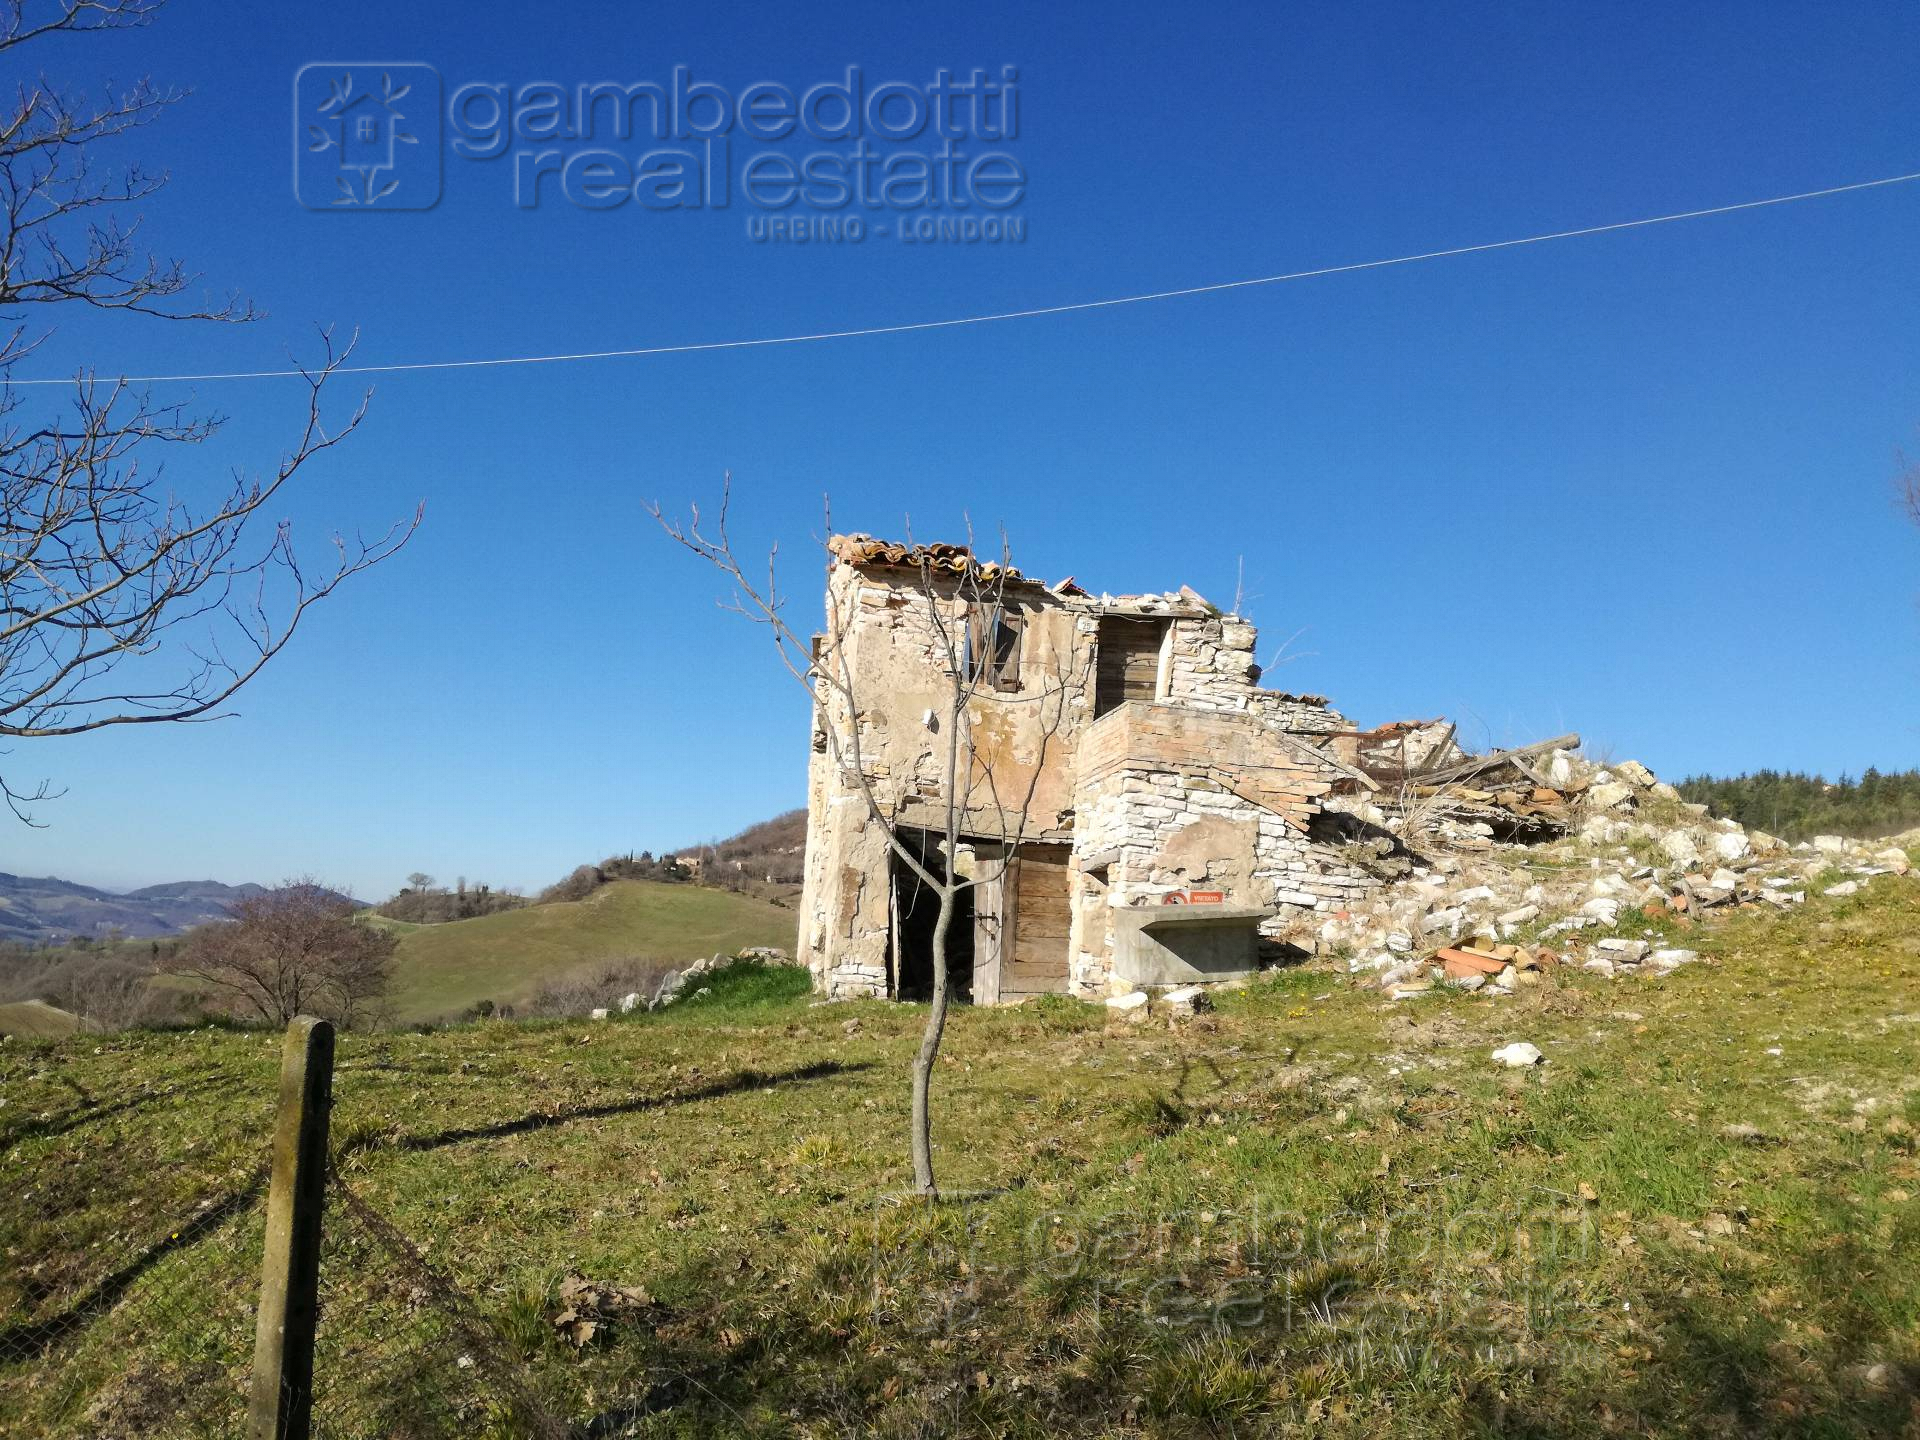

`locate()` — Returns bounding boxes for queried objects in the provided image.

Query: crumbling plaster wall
[798,563,1098,997]
[835,569,1091,818]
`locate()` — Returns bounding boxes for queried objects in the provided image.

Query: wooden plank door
[1093,618,1167,717]
[1001,844,1072,998]
[970,844,1006,1006]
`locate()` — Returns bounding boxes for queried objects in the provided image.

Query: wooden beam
[1415,733,1579,789]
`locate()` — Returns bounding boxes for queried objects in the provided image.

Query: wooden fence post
[249,1016,335,1440]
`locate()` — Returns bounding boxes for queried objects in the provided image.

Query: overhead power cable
[8,169,1916,386]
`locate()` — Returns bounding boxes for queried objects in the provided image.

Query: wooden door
[1001,844,1072,998]
[1094,618,1167,717]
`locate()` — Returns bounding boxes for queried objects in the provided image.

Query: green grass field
[371,879,799,1022]
[2,870,1916,1437]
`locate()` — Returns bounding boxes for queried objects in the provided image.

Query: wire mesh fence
[0,1166,265,1439]
[309,1175,567,1440]
[0,1167,567,1439]
[1,1032,570,1440]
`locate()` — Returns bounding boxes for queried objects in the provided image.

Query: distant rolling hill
[376,878,799,1022]
[0,873,271,945]
[0,998,84,1038]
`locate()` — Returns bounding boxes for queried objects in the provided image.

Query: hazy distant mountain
[0,874,271,945]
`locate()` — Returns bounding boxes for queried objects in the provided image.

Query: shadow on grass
[5,1061,867,1370]
[537,1214,1920,1439]
[0,1169,266,1361]
[0,1070,249,1153]
[1472,1288,1920,1438]
[376,1059,871,1155]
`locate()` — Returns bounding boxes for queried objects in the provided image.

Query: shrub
[537,865,607,906]
[523,958,668,1019]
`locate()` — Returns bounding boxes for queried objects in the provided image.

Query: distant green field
[377,880,798,1022]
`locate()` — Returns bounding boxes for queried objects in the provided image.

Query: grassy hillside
[374,878,798,1021]
[0,997,81,1038]
[4,869,1917,1437]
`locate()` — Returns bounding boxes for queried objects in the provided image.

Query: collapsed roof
[825,532,1222,615]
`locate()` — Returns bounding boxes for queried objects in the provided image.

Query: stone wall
[1077,701,1337,812]
[1250,692,1349,733]
[1070,760,1377,993]
[1159,611,1350,732]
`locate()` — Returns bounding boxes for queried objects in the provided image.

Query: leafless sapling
[652,480,1085,1197]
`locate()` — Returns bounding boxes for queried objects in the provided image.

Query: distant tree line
[533,810,809,909]
[536,853,697,905]
[0,934,185,1030]
[699,808,807,900]
[1677,768,1920,842]
[376,875,526,924]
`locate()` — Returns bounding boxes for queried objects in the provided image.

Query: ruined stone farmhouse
[796,535,1386,1003]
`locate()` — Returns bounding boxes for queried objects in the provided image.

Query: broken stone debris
[580,948,800,1017]
[1490,1042,1545,1068]
[1327,741,1918,997]
[1159,984,1212,1015]
[1103,984,1214,1020]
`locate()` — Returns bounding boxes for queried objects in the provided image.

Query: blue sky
[7,0,1917,898]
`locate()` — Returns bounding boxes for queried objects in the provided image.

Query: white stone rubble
[1320,744,1916,999]
[1491,1042,1544,1067]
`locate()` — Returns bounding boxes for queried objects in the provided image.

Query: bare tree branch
[0,2,420,815]
[166,877,394,1028]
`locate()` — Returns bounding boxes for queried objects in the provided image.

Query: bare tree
[652,481,1085,1198]
[1900,446,1920,532]
[405,872,435,892]
[0,0,419,819]
[0,944,164,1029]
[168,879,395,1027]
[45,950,156,1028]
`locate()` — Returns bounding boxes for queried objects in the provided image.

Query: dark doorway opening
[1094,617,1168,717]
[889,830,976,1003]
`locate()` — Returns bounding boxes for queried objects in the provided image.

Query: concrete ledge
[1139,904,1275,929]
[1111,904,1271,986]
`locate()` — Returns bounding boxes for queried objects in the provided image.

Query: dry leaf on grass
[551,1272,657,1348]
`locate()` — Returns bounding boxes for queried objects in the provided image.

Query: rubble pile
[1318,741,1914,998]
[1345,723,1591,848]
[589,947,798,1019]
